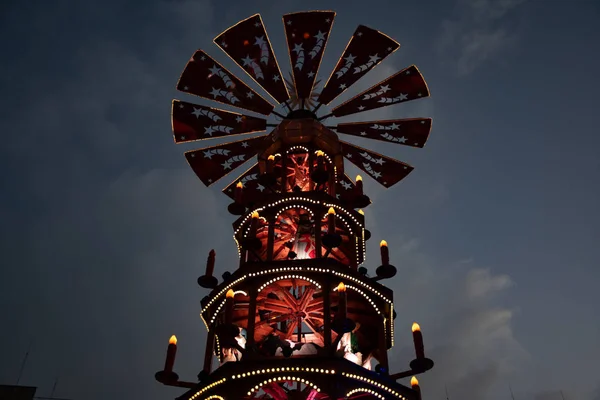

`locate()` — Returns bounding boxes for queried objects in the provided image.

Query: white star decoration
[204,126,214,136]
[341,181,352,190]
[241,142,249,148]
[273,75,281,82]
[307,71,315,78]
[286,20,292,26]
[247,91,254,99]
[255,36,266,47]
[389,123,400,130]
[344,54,356,63]
[358,105,365,111]
[254,22,261,28]
[222,161,232,170]
[325,18,331,23]
[192,108,202,118]
[236,115,243,123]
[208,65,221,76]
[241,55,254,66]
[369,54,381,64]
[257,184,265,192]
[357,31,363,37]
[314,31,326,41]
[179,103,184,109]
[200,56,206,61]
[339,83,346,90]
[209,88,221,98]
[346,153,352,158]
[360,131,367,136]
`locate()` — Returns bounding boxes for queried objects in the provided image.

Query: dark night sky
[1,1,599,399]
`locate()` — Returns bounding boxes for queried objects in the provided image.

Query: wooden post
[378,316,389,370]
[314,206,323,258]
[246,288,258,347]
[267,214,276,261]
[203,330,215,373]
[323,279,332,348]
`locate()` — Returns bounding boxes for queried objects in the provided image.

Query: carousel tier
[201,259,395,351]
[179,357,418,400]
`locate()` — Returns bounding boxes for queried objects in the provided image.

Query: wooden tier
[179,357,418,400]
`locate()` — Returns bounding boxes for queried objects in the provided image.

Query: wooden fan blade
[340,140,413,188]
[185,135,268,186]
[283,11,336,100]
[336,174,358,204]
[177,50,274,115]
[172,100,267,143]
[332,65,429,118]
[336,118,432,148]
[222,163,266,204]
[318,25,400,105]
[214,14,290,104]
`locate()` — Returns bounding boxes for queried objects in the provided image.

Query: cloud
[436,0,527,75]
[368,234,528,400]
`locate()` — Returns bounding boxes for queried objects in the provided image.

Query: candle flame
[268,155,275,161]
[411,376,419,387]
[226,289,235,299]
[380,240,388,247]
[236,181,243,189]
[358,209,364,215]
[327,207,336,215]
[251,211,259,219]
[337,282,346,292]
[356,175,362,182]
[412,322,421,332]
[169,335,177,345]
[315,150,324,157]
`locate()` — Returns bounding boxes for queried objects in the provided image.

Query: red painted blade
[283,11,335,100]
[214,14,289,104]
[318,25,400,105]
[332,65,429,118]
[336,118,432,148]
[185,135,268,186]
[222,163,265,204]
[340,140,413,188]
[177,50,274,115]
[336,174,358,203]
[172,100,267,144]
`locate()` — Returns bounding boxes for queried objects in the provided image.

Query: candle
[358,209,364,215]
[315,150,324,169]
[234,181,243,203]
[164,335,177,373]
[356,175,363,195]
[411,376,421,399]
[380,240,389,265]
[249,211,259,237]
[225,289,235,324]
[412,322,425,359]
[206,249,216,277]
[267,155,275,173]
[327,207,336,234]
[337,282,347,320]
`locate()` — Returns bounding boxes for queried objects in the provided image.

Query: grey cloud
[436,0,527,75]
